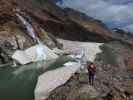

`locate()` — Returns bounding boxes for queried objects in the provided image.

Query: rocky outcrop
[0,0,15,17]
[0,20,61,65]
[0,21,35,65]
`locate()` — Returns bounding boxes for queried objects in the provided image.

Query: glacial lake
[0,56,72,100]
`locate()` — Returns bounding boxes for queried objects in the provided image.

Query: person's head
[87,61,93,65]
[90,62,94,65]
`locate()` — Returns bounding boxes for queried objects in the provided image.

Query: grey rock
[79,85,99,99]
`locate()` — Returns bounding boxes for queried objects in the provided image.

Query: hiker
[87,62,96,85]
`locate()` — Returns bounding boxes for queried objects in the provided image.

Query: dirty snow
[58,39,103,62]
[35,62,81,100]
[12,45,58,65]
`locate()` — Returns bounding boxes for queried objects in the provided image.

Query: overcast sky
[57,0,133,33]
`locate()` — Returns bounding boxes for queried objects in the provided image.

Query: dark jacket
[87,63,96,74]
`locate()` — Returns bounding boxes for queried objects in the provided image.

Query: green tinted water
[0,56,72,100]
[0,63,42,100]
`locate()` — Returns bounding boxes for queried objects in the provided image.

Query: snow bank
[12,45,58,65]
[52,48,66,55]
[58,39,103,62]
[34,62,81,100]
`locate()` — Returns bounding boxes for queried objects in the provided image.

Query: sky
[56,0,133,33]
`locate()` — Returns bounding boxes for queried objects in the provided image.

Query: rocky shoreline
[47,41,133,100]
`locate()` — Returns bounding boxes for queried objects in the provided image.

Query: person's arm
[94,64,96,73]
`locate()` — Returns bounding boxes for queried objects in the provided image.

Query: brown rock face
[64,8,114,40]
[0,21,35,49]
[0,0,16,16]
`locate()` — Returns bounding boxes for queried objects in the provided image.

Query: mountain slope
[0,0,133,44]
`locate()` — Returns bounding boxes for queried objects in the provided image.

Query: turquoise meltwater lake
[0,56,72,100]
[0,62,42,100]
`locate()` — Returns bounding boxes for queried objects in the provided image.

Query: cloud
[102,0,133,4]
[123,24,133,33]
[58,0,133,33]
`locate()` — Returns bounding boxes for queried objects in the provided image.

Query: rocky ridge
[0,0,133,43]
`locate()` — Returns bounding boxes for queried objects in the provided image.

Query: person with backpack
[87,62,96,85]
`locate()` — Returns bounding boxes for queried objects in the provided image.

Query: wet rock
[0,47,11,64]
[0,21,35,50]
[41,30,62,49]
